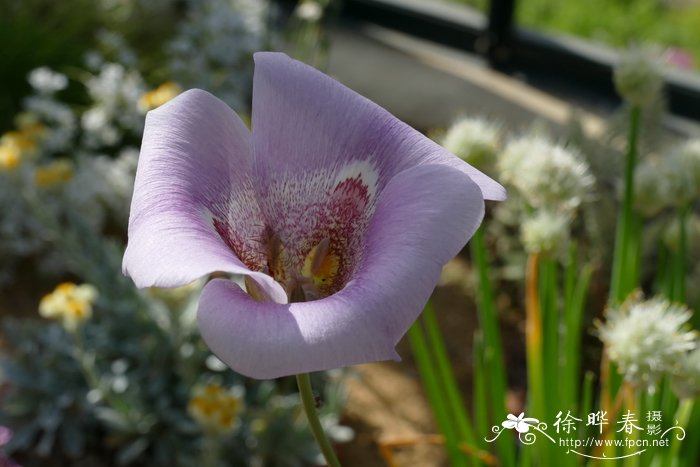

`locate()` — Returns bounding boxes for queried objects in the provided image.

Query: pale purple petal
[198,279,399,379]
[197,164,484,378]
[248,52,501,294]
[123,89,285,301]
[251,52,505,203]
[350,163,485,342]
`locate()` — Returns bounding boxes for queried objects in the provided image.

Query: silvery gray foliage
[167,0,268,112]
[1,277,349,467]
[81,62,146,148]
[0,60,144,284]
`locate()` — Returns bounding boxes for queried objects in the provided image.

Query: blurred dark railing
[277,0,700,122]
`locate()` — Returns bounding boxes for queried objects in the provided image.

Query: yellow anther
[302,238,340,286]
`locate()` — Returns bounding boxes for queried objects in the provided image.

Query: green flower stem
[611,104,641,304]
[472,332,489,448]
[675,203,689,304]
[470,227,514,467]
[579,371,595,443]
[422,305,477,449]
[680,401,700,467]
[668,399,694,466]
[407,321,468,467]
[296,373,342,467]
[562,249,592,409]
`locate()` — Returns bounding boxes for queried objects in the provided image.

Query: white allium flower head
[295,0,323,21]
[498,135,594,212]
[28,67,68,94]
[442,117,500,174]
[520,209,571,256]
[598,294,697,389]
[671,348,700,399]
[635,141,700,217]
[614,47,664,107]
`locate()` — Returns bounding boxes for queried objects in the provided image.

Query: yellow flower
[188,382,243,435]
[0,118,47,171]
[39,282,98,331]
[2,131,37,153]
[35,159,74,187]
[0,131,36,171]
[139,82,182,112]
[0,143,21,171]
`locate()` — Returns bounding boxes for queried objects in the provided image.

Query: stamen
[306,237,331,276]
[302,238,340,288]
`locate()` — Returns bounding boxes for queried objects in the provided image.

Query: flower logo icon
[502,413,540,433]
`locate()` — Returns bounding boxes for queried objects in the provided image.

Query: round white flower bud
[614,48,664,107]
[520,209,570,256]
[498,136,594,213]
[442,117,501,174]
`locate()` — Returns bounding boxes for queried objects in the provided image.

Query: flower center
[213,162,379,302]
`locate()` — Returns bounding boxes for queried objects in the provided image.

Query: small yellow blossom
[188,382,243,435]
[0,119,47,171]
[35,159,74,187]
[39,282,98,331]
[0,131,36,171]
[139,82,182,112]
[2,131,37,153]
[0,144,21,171]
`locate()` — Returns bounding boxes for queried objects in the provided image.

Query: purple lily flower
[123,52,505,379]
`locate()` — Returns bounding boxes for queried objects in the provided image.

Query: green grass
[451,0,700,67]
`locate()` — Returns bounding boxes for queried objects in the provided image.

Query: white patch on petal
[334,160,379,201]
